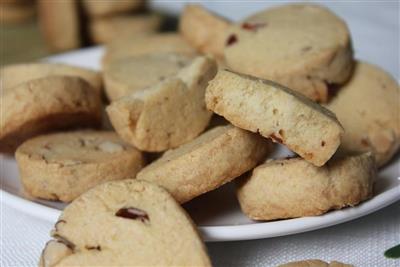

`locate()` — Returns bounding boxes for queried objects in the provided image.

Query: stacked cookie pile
[1,3,398,266]
[37,0,161,52]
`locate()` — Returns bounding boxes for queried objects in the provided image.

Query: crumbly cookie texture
[16,131,144,202]
[137,125,272,203]
[107,56,217,152]
[0,76,102,153]
[1,63,102,94]
[82,0,143,17]
[326,62,400,167]
[223,4,354,102]
[103,52,192,101]
[89,14,162,44]
[180,4,230,58]
[102,33,197,66]
[39,180,211,267]
[206,69,343,166]
[279,259,353,267]
[38,0,80,52]
[237,153,375,221]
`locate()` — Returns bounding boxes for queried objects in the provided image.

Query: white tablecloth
[2,201,399,266]
[2,1,399,266]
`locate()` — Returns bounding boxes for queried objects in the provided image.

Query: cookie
[137,125,271,203]
[279,259,353,267]
[16,131,144,202]
[39,180,211,266]
[1,63,102,94]
[237,153,375,221]
[102,33,197,66]
[38,0,80,52]
[206,69,343,166]
[223,4,354,102]
[179,4,230,58]
[326,62,400,167]
[82,0,144,18]
[0,76,102,153]
[89,14,162,44]
[103,52,192,101]
[0,2,35,24]
[107,56,216,152]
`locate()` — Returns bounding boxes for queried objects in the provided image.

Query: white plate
[1,47,400,242]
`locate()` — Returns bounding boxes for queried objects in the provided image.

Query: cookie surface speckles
[16,131,144,202]
[326,62,400,167]
[237,153,375,221]
[206,69,343,166]
[224,4,354,102]
[39,180,211,267]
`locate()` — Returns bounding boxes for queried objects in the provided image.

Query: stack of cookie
[37,0,162,52]
[1,3,399,266]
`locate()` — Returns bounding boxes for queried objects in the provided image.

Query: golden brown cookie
[0,76,102,153]
[82,0,144,17]
[279,259,353,267]
[326,62,400,167]
[16,131,144,202]
[206,69,343,166]
[237,153,376,221]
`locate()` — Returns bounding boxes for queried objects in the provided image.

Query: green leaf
[385,244,400,259]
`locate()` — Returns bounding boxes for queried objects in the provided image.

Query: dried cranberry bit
[86,245,101,251]
[241,22,267,31]
[53,234,76,250]
[115,207,149,223]
[226,34,238,46]
[321,141,326,147]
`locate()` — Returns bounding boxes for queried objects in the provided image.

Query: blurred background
[1,0,398,79]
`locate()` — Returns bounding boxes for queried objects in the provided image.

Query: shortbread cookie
[279,259,353,267]
[82,0,144,17]
[0,2,35,24]
[38,0,80,52]
[180,4,230,58]
[89,14,162,44]
[102,33,197,66]
[39,180,211,266]
[237,153,375,221]
[16,131,144,202]
[1,63,102,94]
[326,62,400,167]
[206,69,343,166]
[224,4,354,102]
[103,52,192,101]
[107,56,216,152]
[0,76,102,153]
[138,125,271,203]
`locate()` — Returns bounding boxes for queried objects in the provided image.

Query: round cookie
[237,153,376,221]
[102,33,197,66]
[89,14,162,44]
[38,0,80,52]
[103,52,192,101]
[137,125,272,203]
[326,62,400,167]
[82,0,144,17]
[179,4,230,58]
[279,259,353,267]
[0,76,102,153]
[39,180,211,266]
[223,4,354,102]
[16,131,144,202]
[106,56,216,152]
[1,63,102,94]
